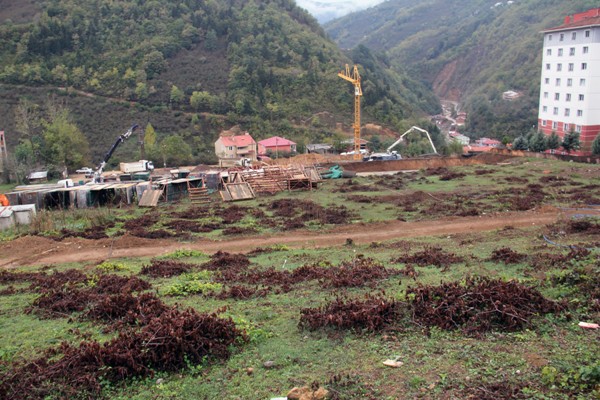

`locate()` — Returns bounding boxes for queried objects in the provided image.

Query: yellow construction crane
[338,64,362,160]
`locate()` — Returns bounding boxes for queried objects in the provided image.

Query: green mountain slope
[0,0,436,166]
[326,0,598,138]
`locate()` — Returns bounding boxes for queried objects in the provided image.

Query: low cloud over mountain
[295,0,385,23]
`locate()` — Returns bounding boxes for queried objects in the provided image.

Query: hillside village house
[258,136,297,157]
[214,132,257,167]
[538,7,600,154]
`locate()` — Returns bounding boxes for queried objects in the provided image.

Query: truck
[119,160,155,173]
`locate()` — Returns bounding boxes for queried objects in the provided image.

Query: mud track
[0,207,590,268]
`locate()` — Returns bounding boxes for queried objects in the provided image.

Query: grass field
[0,158,599,399]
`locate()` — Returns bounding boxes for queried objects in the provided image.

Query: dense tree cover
[10,97,90,179]
[326,0,599,140]
[0,0,433,164]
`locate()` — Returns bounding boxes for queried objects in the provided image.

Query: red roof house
[257,136,297,156]
[215,132,257,167]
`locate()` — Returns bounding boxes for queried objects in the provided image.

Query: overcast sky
[295,0,386,23]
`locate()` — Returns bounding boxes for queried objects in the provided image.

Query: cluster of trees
[8,98,201,183]
[512,130,581,154]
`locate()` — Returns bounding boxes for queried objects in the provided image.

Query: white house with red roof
[538,7,600,154]
[257,136,297,156]
[214,132,257,167]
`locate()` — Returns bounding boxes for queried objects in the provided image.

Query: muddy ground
[2,206,596,268]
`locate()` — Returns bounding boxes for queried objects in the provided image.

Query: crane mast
[338,64,362,160]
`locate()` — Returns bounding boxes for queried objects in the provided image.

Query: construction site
[0,65,599,400]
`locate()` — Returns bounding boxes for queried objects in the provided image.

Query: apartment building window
[569,48,575,56]
[585,30,590,37]
[542,120,547,126]
[564,108,570,117]
[549,34,553,41]
[556,78,561,86]
[547,49,552,56]
[575,125,582,133]
[558,48,563,56]
[581,63,587,70]
[554,93,560,100]
[583,46,589,54]
[560,34,564,41]
[566,94,571,102]
[552,121,558,129]
[543,106,548,112]
[568,63,574,71]
[544,92,548,98]
[579,94,584,101]
[564,123,570,132]
[567,78,572,87]
[553,107,559,115]
[580,78,586,86]
[572,32,576,40]
[546,63,551,70]
[557,63,562,71]
[577,110,583,117]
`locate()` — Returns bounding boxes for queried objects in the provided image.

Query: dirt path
[0,208,573,268]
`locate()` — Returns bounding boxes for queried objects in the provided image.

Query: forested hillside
[326,0,598,138]
[0,0,437,172]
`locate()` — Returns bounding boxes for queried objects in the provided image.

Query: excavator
[366,126,438,161]
[92,124,139,183]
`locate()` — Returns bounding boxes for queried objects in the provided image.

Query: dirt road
[0,208,574,268]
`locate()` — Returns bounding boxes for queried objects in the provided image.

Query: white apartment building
[538,8,600,154]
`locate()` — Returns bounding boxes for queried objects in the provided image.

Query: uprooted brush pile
[140,259,195,278]
[407,277,564,335]
[211,254,402,293]
[0,307,246,400]
[26,274,152,318]
[299,295,400,332]
[0,267,247,399]
[489,247,527,264]
[300,278,563,335]
[391,246,464,270]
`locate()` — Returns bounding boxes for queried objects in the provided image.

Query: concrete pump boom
[387,126,438,155]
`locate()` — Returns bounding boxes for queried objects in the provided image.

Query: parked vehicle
[75,167,93,174]
[119,160,155,173]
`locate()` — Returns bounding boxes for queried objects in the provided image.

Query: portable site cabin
[0,205,37,231]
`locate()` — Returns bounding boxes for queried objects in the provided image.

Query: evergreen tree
[547,131,560,150]
[592,134,600,156]
[512,136,528,150]
[529,132,547,152]
[561,131,581,154]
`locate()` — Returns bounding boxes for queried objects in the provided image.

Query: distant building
[214,132,257,167]
[306,144,333,154]
[502,90,522,100]
[538,7,600,154]
[341,138,369,152]
[455,112,467,126]
[449,132,470,145]
[28,171,48,183]
[475,137,502,147]
[257,136,297,156]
